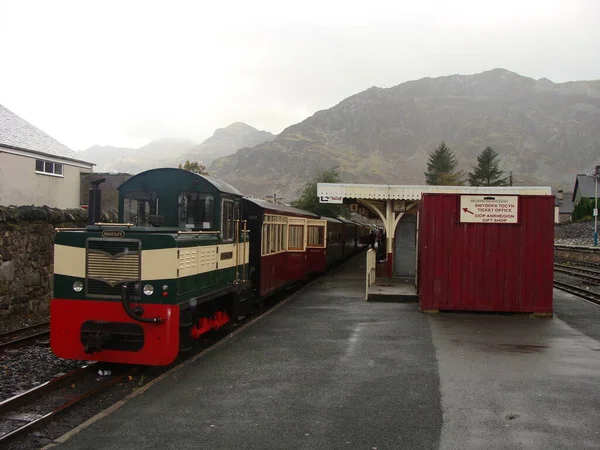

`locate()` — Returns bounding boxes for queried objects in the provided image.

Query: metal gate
[394,214,417,277]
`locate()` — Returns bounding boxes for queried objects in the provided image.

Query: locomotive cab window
[178,192,214,229]
[221,199,236,241]
[123,191,159,226]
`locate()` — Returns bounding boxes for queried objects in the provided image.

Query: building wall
[0,150,92,208]
[80,173,132,211]
[417,194,554,313]
[558,213,571,223]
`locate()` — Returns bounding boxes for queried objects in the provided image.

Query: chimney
[556,190,564,201]
[88,178,106,225]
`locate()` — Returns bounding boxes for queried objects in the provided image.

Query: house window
[35,159,63,176]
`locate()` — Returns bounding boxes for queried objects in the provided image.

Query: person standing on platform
[369,230,377,249]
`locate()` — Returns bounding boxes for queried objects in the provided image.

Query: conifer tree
[424,142,463,185]
[468,147,507,186]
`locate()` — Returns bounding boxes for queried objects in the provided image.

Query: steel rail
[0,322,51,351]
[553,266,600,284]
[0,363,131,445]
[554,263,600,277]
[553,281,600,306]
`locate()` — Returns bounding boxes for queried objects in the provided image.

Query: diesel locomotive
[50,168,368,366]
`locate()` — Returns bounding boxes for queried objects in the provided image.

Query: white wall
[0,150,92,208]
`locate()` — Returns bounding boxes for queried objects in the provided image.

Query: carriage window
[178,192,214,229]
[288,225,304,250]
[123,191,159,226]
[279,224,285,251]
[262,224,269,255]
[308,226,325,247]
[222,200,235,241]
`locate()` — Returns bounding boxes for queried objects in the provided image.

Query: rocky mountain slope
[80,123,273,174]
[210,69,600,201]
[173,122,275,167]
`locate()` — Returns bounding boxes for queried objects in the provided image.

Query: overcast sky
[1,0,599,151]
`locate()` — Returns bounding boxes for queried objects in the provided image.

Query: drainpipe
[386,199,393,278]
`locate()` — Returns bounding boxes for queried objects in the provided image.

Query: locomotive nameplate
[220,252,233,260]
[102,230,125,238]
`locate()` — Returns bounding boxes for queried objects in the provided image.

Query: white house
[0,104,94,208]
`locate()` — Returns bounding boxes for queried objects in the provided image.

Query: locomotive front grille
[86,238,142,298]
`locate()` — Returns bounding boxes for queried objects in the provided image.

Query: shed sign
[319,195,343,204]
[459,195,518,224]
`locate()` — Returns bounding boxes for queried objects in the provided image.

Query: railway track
[554,245,600,305]
[553,280,600,306]
[0,322,50,351]
[0,362,131,446]
[553,264,600,284]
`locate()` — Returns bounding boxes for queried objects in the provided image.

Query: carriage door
[306,219,327,273]
[394,213,417,277]
[286,218,307,280]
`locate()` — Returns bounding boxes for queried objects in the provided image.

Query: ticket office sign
[459,195,518,224]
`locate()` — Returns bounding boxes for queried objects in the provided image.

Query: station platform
[49,255,600,450]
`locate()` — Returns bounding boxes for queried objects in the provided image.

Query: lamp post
[595,165,600,246]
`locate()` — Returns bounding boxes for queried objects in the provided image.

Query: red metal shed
[417,193,554,314]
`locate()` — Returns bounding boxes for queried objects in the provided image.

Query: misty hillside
[80,139,194,173]
[173,122,275,167]
[78,145,135,172]
[82,123,274,174]
[210,68,600,201]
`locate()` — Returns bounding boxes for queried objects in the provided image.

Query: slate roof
[572,174,597,201]
[0,103,93,165]
[555,193,574,214]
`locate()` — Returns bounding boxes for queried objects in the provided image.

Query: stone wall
[0,205,116,316]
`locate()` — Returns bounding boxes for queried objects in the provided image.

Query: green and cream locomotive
[51,168,251,365]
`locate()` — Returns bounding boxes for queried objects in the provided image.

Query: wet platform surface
[50,255,600,450]
[368,276,418,302]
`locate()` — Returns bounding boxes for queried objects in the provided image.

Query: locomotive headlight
[143,284,154,296]
[73,280,83,292]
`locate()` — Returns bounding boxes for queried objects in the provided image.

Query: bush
[572,197,595,221]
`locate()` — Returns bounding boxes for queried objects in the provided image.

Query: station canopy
[317,183,552,225]
[317,183,552,203]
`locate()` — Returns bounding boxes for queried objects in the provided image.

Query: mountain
[173,122,275,167]
[78,145,135,172]
[134,138,197,161]
[80,139,195,173]
[210,69,600,202]
[82,123,273,174]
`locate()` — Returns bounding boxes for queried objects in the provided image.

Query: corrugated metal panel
[417,194,554,313]
[317,183,552,201]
